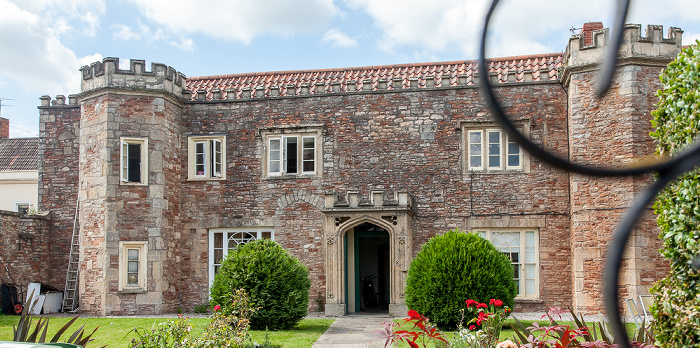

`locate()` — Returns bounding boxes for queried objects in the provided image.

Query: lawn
[0,315,334,348]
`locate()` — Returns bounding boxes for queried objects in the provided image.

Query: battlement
[323,190,413,211]
[39,94,80,108]
[563,24,683,73]
[79,58,186,98]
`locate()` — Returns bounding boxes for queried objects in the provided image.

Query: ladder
[62,183,80,312]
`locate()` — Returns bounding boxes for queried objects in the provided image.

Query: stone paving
[312,313,395,348]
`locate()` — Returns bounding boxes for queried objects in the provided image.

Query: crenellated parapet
[561,24,683,86]
[79,57,186,98]
[39,94,80,108]
[323,190,413,212]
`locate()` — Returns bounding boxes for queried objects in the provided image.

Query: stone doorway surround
[322,190,414,317]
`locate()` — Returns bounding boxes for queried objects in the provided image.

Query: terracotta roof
[185,53,564,101]
[0,138,39,171]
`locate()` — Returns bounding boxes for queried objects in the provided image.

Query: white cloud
[0,0,102,95]
[7,0,105,37]
[114,24,142,41]
[127,0,338,44]
[321,29,358,48]
[171,37,195,52]
[344,0,700,59]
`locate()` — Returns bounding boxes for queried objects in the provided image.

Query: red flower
[476,302,487,309]
[407,309,421,320]
[505,308,512,314]
[469,325,476,331]
[213,305,221,311]
[494,299,503,307]
[489,299,495,305]
[465,299,478,308]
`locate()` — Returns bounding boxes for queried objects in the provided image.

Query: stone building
[15,23,681,316]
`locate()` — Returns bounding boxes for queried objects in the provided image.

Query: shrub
[210,239,311,330]
[405,230,516,330]
[649,41,700,347]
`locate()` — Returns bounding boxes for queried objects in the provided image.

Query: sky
[1,0,700,138]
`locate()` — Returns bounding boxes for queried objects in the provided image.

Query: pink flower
[213,305,221,311]
[465,299,478,308]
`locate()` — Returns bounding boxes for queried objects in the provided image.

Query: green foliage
[129,317,193,348]
[649,41,700,347]
[193,303,209,314]
[210,239,311,330]
[404,230,517,330]
[13,291,99,347]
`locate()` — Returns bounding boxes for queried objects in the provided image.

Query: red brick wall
[180,82,571,311]
[0,117,8,138]
[568,66,669,313]
[0,211,52,289]
[37,104,81,289]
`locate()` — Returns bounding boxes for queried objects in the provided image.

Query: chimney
[0,117,8,139]
[581,22,604,46]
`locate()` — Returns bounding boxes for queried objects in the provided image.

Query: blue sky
[2,0,700,137]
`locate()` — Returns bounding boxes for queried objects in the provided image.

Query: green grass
[0,315,334,348]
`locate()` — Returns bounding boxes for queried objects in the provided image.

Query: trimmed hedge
[209,239,310,330]
[649,41,700,347]
[405,230,517,330]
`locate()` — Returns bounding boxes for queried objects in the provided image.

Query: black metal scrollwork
[479,0,700,346]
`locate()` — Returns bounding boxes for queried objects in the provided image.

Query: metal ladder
[62,183,80,312]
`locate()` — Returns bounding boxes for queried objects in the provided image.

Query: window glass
[508,137,521,167]
[488,130,501,168]
[469,131,482,168]
[479,230,538,298]
[195,141,206,176]
[285,137,298,174]
[269,139,281,174]
[302,137,315,173]
[212,140,222,177]
[127,249,139,285]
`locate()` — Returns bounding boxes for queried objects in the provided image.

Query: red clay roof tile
[185,52,563,101]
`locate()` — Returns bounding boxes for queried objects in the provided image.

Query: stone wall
[38,96,81,289]
[0,211,52,289]
[562,24,681,313]
[181,81,571,312]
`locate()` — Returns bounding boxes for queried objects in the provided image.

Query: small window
[475,229,539,299]
[119,241,147,291]
[262,128,321,178]
[15,202,30,214]
[463,125,524,172]
[208,228,274,288]
[188,136,226,180]
[120,138,148,185]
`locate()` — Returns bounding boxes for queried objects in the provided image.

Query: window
[120,137,148,185]
[208,228,274,287]
[464,124,525,171]
[475,229,539,299]
[15,202,30,214]
[119,241,148,291]
[262,128,321,177]
[188,136,226,180]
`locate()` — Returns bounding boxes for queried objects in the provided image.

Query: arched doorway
[345,222,390,313]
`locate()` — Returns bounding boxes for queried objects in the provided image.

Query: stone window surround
[15,202,31,214]
[260,125,323,179]
[120,137,149,186]
[187,135,226,181]
[474,228,540,300]
[118,241,148,292]
[467,215,545,300]
[461,120,530,174]
[207,227,275,289]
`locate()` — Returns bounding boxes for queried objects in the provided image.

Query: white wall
[0,170,38,212]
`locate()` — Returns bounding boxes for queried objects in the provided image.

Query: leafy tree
[405,230,516,330]
[210,239,310,330]
[649,41,700,347]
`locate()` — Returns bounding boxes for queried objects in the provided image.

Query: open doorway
[345,222,390,313]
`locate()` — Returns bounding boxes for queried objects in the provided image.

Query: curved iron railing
[478,0,700,346]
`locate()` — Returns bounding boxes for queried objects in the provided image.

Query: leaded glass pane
[128,249,138,261]
[128,260,138,273]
